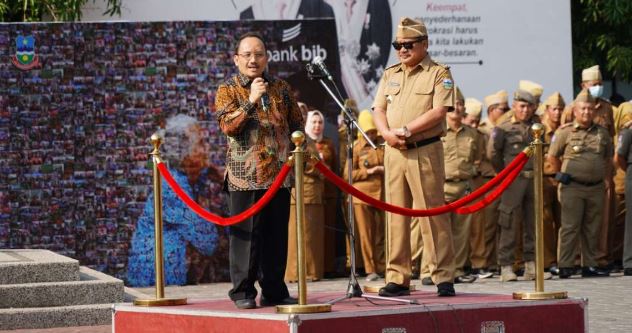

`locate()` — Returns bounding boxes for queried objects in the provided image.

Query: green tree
[0,0,121,22]
[572,0,632,91]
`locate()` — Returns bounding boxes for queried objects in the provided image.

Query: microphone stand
[306,64,417,306]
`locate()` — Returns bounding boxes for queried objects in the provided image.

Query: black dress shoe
[437,282,455,297]
[234,299,257,309]
[378,282,410,297]
[581,266,610,278]
[624,268,632,276]
[549,266,560,276]
[558,267,574,279]
[260,296,298,307]
[421,277,434,285]
[454,274,477,284]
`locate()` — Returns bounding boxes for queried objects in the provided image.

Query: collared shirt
[542,117,559,175]
[489,115,538,172]
[442,124,482,180]
[560,98,615,137]
[214,73,303,191]
[549,122,613,183]
[372,54,454,142]
[477,118,496,136]
[345,136,384,202]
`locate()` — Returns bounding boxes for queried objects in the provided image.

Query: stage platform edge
[113,291,587,333]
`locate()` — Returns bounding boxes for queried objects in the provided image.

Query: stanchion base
[276,303,332,314]
[363,284,417,294]
[513,291,567,300]
[134,298,188,306]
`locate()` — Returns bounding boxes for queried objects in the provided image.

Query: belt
[446,178,469,183]
[520,171,534,179]
[405,136,441,150]
[572,179,603,186]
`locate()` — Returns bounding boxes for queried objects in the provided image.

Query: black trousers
[228,188,291,301]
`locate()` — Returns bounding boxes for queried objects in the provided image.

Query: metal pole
[513,123,567,300]
[532,124,545,292]
[277,131,331,314]
[134,133,187,306]
[293,132,308,305]
[151,135,166,300]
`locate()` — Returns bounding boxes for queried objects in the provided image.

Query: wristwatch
[402,126,412,138]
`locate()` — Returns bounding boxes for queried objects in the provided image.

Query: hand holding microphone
[249,77,269,111]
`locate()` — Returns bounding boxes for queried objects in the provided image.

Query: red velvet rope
[459,151,529,202]
[314,151,530,217]
[157,162,291,226]
[456,159,527,214]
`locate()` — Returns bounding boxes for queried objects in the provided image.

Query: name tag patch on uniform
[443,78,453,89]
[388,82,400,87]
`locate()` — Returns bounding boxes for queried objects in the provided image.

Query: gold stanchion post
[513,123,567,300]
[277,131,331,314]
[134,134,188,307]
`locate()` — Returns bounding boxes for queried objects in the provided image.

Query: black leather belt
[572,179,603,186]
[405,136,441,150]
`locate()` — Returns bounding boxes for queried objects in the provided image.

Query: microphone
[312,56,333,81]
[261,93,270,112]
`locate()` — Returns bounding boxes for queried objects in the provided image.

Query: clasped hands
[383,127,409,150]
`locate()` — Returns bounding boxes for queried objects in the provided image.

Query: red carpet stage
[113,291,586,333]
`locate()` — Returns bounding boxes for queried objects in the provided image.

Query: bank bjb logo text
[267,44,327,63]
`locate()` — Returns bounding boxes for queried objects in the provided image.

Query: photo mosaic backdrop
[0,19,340,284]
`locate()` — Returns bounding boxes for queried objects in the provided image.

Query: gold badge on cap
[572,145,583,153]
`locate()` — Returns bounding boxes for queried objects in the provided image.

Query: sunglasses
[391,39,425,51]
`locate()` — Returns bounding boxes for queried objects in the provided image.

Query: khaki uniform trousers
[558,182,604,268]
[410,217,424,274]
[469,176,499,270]
[384,143,455,286]
[596,180,616,266]
[353,203,385,274]
[411,218,434,279]
[497,176,535,266]
[543,177,561,267]
[445,180,473,276]
[285,203,324,281]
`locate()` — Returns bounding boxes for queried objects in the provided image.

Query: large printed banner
[84,0,573,109]
[0,19,340,285]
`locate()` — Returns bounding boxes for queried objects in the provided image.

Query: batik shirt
[214,73,303,191]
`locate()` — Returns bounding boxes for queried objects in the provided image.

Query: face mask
[588,85,603,98]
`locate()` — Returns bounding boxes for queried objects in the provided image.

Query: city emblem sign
[12,35,40,70]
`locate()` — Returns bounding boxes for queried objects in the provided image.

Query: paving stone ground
[2,272,630,332]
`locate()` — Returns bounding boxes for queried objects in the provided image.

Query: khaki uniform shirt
[442,124,483,180]
[549,123,613,183]
[345,136,385,204]
[477,118,495,136]
[476,129,496,177]
[373,55,454,142]
[488,115,538,172]
[315,138,337,200]
[542,117,559,176]
[561,98,615,137]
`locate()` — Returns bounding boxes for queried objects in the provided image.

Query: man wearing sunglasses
[373,17,457,297]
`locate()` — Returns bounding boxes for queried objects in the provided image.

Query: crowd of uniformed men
[283,18,632,295]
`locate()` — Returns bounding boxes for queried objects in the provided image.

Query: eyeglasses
[391,39,424,51]
[238,52,266,60]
